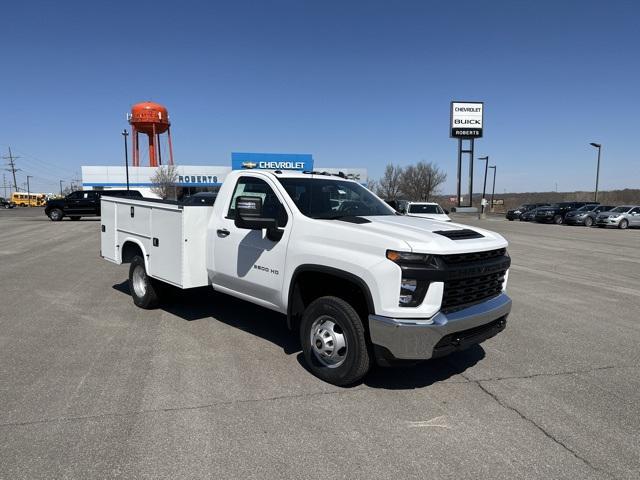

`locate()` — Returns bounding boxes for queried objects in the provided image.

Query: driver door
[211,175,292,310]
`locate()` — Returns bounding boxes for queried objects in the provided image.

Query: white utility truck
[101,170,511,385]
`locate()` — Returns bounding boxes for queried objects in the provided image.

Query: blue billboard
[231,152,314,171]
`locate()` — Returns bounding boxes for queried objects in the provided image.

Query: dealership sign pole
[451,101,483,207]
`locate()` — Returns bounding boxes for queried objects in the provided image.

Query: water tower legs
[167,126,174,165]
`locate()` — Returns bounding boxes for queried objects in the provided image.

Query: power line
[2,147,21,192]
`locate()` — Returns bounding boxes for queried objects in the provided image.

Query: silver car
[595,205,640,229]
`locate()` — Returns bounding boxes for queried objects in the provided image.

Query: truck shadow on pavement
[113,281,484,389]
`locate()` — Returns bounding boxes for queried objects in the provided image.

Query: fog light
[399,278,418,305]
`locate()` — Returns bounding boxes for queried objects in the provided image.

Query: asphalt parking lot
[1,207,638,479]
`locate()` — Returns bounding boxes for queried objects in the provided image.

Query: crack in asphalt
[1,364,636,432]
[467,364,638,383]
[461,371,616,479]
[0,386,366,430]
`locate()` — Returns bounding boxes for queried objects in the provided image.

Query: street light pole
[590,143,601,202]
[489,165,497,212]
[26,175,32,207]
[477,156,489,218]
[122,129,130,191]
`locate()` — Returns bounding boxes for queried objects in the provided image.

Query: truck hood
[356,215,508,254]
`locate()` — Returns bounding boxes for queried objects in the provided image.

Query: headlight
[386,250,432,264]
[609,215,619,219]
[514,210,521,214]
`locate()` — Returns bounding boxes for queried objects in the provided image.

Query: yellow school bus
[11,192,46,207]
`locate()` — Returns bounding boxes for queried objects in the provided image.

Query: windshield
[577,205,596,212]
[610,206,630,213]
[277,177,395,219]
[408,204,444,214]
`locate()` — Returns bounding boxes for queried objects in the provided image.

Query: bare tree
[151,165,178,200]
[376,163,404,199]
[399,161,447,201]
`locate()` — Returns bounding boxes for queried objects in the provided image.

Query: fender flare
[286,264,375,330]
[120,237,150,272]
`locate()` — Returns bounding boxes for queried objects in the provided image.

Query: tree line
[370,161,447,201]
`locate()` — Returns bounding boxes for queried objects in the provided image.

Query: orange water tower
[128,101,174,167]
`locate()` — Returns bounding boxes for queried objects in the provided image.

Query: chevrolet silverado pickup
[100,170,512,385]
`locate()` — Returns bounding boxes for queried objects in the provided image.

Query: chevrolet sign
[231,152,314,171]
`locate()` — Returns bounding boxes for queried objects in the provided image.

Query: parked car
[534,202,598,224]
[519,208,540,222]
[0,197,15,209]
[182,192,218,206]
[100,170,511,386]
[506,203,549,221]
[595,205,640,229]
[403,202,451,221]
[565,204,615,227]
[45,189,143,221]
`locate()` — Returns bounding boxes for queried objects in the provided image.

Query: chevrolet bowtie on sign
[450,101,483,138]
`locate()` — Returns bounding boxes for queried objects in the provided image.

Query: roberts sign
[450,101,483,138]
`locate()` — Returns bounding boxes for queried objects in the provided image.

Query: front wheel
[48,209,64,221]
[300,296,371,386]
[619,219,629,230]
[584,217,593,227]
[128,256,161,309]
[553,214,563,225]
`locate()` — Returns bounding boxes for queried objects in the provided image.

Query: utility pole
[477,156,489,218]
[59,180,65,196]
[2,173,7,198]
[2,147,21,192]
[27,175,32,207]
[122,129,130,191]
[489,165,497,212]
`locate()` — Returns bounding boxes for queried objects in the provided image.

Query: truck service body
[100,170,511,385]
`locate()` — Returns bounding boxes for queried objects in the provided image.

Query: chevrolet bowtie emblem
[242,161,257,169]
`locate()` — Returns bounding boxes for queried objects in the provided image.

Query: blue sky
[1,0,638,195]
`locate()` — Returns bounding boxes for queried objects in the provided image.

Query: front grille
[442,270,506,311]
[441,248,506,265]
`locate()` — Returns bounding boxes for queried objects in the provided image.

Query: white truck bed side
[100,196,212,289]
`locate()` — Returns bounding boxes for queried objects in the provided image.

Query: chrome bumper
[368,293,512,360]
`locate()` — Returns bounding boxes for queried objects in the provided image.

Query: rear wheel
[48,208,64,221]
[553,214,563,225]
[128,256,160,309]
[300,296,371,386]
[619,219,629,230]
[584,216,593,227]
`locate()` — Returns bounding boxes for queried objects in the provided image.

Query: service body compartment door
[148,208,184,286]
[100,200,118,262]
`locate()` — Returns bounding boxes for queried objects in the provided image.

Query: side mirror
[234,196,279,232]
[444,209,450,214]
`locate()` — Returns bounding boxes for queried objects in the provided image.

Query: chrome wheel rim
[309,315,347,368]
[51,211,60,220]
[132,265,147,298]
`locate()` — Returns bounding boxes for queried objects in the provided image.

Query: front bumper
[596,217,620,226]
[565,216,585,225]
[369,293,511,361]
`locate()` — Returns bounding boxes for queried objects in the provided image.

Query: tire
[128,256,160,309]
[48,208,64,221]
[70,216,81,221]
[300,296,371,386]
[553,214,563,225]
[584,217,593,227]
[619,219,628,230]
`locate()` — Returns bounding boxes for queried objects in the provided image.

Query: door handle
[217,228,230,237]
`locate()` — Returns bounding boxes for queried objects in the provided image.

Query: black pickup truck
[534,202,598,225]
[45,190,142,221]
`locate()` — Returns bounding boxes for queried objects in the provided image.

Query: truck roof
[233,169,360,183]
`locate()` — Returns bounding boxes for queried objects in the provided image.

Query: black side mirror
[234,196,278,231]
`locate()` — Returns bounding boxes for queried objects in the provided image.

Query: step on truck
[100,170,512,386]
